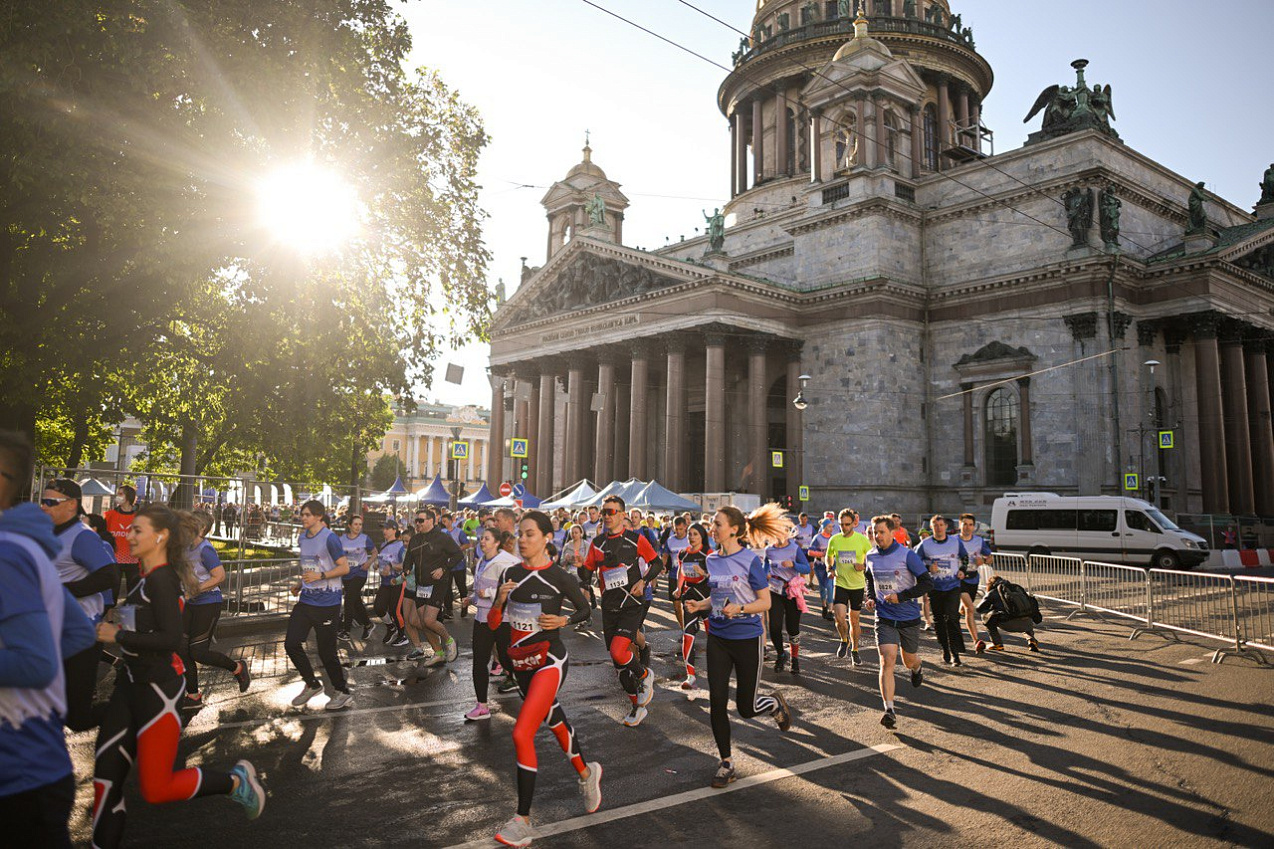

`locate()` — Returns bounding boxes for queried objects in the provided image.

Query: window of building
[985,387,1018,486]
[826,1,840,19]
[392,439,401,453]
[922,104,939,170]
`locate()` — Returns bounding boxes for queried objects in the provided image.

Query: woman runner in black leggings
[91,505,265,848]
[465,528,518,722]
[177,511,250,712]
[673,522,711,689]
[488,511,599,847]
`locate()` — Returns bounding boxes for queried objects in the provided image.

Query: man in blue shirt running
[864,515,933,730]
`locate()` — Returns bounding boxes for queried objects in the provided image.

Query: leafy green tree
[369,452,405,491]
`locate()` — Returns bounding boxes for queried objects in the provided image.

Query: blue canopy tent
[540,480,598,511]
[414,474,452,507]
[459,482,498,506]
[630,481,700,513]
[385,475,410,495]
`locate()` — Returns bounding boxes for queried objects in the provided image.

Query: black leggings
[928,587,965,656]
[63,642,102,732]
[451,570,468,609]
[372,585,399,622]
[91,676,233,848]
[576,567,596,607]
[341,577,370,631]
[284,603,348,693]
[178,604,237,695]
[706,632,778,760]
[767,595,801,656]
[471,618,499,703]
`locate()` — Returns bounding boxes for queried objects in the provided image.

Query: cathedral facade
[486,0,1274,520]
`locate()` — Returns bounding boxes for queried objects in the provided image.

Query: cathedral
[486,0,1274,520]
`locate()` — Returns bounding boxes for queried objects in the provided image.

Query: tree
[369,453,405,492]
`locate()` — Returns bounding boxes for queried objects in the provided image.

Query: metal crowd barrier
[1083,561,1148,624]
[220,558,404,621]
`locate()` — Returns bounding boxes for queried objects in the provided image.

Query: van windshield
[1146,508,1180,531]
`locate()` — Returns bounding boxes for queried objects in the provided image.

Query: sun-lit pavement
[67,599,1274,848]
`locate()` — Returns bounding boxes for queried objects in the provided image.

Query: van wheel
[1152,550,1182,571]
[1026,546,1050,559]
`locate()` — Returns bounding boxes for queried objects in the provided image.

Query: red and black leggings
[510,642,587,817]
[91,676,233,848]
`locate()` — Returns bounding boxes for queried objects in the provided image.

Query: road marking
[441,743,901,849]
[1179,658,1204,665]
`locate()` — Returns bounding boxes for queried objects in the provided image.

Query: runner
[825,509,871,665]
[581,495,662,727]
[489,511,600,847]
[957,513,993,652]
[440,512,474,620]
[672,522,711,689]
[890,513,912,548]
[863,514,932,729]
[662,516,691,631]
[401,508,463,677]
[558,522,594,626]
[337,515,377,642]
[682,505,792,788]
[40,479,118,732]
[91,505,264,847]
[582,505,600,539]
[807,517,835,620]
[103,484,138,568]
[465,528,519,721]
[177,511,250,711]
[763,530,811,674]
[372,523,407,646]
[915,514,969,666]
[285,500,354,710]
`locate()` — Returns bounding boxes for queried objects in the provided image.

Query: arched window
[985,388,1018,486]
[922,104,938,171]
[883,110,899,171]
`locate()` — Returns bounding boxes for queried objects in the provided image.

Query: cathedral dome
[565,143,607,182]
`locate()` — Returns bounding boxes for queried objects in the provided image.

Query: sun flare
[255,161,360,255]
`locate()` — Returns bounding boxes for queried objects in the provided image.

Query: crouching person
[975,576,1040,653]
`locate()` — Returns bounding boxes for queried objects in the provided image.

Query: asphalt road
[68,597,1274,848]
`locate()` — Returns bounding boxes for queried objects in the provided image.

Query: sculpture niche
[1024,59,1119,145]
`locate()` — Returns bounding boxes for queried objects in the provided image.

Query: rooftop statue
[1024,60,1120,145]
[1099,188,1122,251]
[1062,187,1094,248]
[703,208,726,254]
[1260,163,1274,206]
[585,193,607,227]
[1187,182,1208,233]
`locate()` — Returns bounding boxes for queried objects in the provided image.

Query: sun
[255,161,360,255]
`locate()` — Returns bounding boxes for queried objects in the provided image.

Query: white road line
[1179,658,1204,665]
[441,743,901,849]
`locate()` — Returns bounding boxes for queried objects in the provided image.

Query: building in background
[367,401,493,494]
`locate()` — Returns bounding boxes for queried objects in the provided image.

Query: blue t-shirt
[341,533,376,580]
[299,527,346,607]
[914,535,968,592]
[959,534,993,583]
[378,539,405,588]
[187,541,223,605]
[54,523,115,624]
[764,540,811,594]
[808,532,831,576]
[447,527,469,570]
[865,541,928,621]
[662,533,691,580]
[705,548,768,640]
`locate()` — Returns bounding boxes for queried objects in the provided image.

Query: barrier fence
[990,553,1270,664]
[220,558,409,621]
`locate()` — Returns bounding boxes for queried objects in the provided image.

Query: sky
[402,0,1274,409]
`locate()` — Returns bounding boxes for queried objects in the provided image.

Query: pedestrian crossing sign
[1123,472,1139,491]
[798,485,809,501]
[1158,431,1174,449]
[510,438,529,458]
[771,451,784,468]
[451,440,469,460]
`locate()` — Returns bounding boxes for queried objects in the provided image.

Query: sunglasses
[601,508,621,516]
[415,517,429,524]
[40,496,71,507]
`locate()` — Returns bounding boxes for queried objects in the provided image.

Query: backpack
[998,580,1033,619]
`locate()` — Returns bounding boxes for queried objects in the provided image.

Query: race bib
[768,575,785,594]
[300,555,322,583]
[680,560,699,580]
[116,604,137,632]
[710,583,734,618]
[934,555,960,579]
[874,576,898,598]
[837,551,857,568]
[601,566,628,592]
[415,583,433,599]
[507,601,542,632]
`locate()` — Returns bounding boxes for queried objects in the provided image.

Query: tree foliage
[1,1,491,480]
[369,452,405,492]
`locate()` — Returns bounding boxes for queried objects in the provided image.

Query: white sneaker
[637,671,654,706]
[325,690,355,711]
[290,682,323,707]
[621,705,648,727]
[680,674,696,690]
[494,814,535,847]
[444,638,459,663]
[423,652,447,668]
[579,761,603,813]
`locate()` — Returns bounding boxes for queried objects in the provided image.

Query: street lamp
[792,374,811,411]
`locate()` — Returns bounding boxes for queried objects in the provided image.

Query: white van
[990,493,1209,571]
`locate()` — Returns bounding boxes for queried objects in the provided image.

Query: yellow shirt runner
[826,532,871,590]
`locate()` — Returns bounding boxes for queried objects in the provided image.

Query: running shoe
[922,622,932,631]
[880,709,897,729]
[1028,638,1040,652]
[382,626,397,645]
[337,630,352,643]
[325,690,355,711]
[573,622,589,632]
[391,633,410,648]
[361,623,375,641]
[790,655,800,674]
[775,651,789,674]
[850,650,863,666]
[836,642,849,659]
[711,760,736,788]
[910,666,924,688]
[989,644,1006,652]
[494,814,535,848]
[975,639,986,655]
[942,651,951,665]
[636,670,655,707]
[422,653,447,669]
[182,693,203,711]
[291,682,323,707]
[680,674,696,690]
[464,703,491,722]
[498,676,520,694]
[821,608,833,621]
[444,637,459,663]
[952,656,963,667]
[579,761,603,813]
[621,705,648,727]
[771,690,792,732]
[406,647,427,661]
[229,760,266,820]
[234,661,252,693]
[490,662,504,676]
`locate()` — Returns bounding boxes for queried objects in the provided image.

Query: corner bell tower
[541,139,630,262]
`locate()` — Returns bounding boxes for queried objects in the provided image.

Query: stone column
[1191,314,1229,513]
[873,95,886,169]
[614,378,631,481]
[526,376,540,492]
[1017,377,1034,480]
[810,110,823,183]
[594,357,616,484]
[747,338,769,497]
[971,99,982,152]
[705,332,727,492]
[752,98,765,186]
[957,87,970,140]
[664,341,686,491]
[775,92,788,176]
[1245,338,1274,516]
[730,115,738,199]
[513,381,530,448]
[467,435,475,483]
[909,106,923,178]
[857,96,873,169]
[962,383,975,466]
[1220,325,1255,514]
[629,345,650,479]
[421,435,431,479]
[734,109,748,196]
[537,372,556,496]
[936,76,951,164]
[785,345,805,503]
[487,373,506,485]
[566,364,585,485]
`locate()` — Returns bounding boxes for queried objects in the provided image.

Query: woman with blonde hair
[683,503,794,789]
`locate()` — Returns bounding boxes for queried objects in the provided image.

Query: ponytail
[716,502,793,549]
[138,505,201,598]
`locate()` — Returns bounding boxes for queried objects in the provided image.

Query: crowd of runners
[0,430,1045,848]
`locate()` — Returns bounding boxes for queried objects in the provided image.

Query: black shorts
[960,580,980,598]
[834,586,865,611]
[602,604,646,645]
[413,579,448,610]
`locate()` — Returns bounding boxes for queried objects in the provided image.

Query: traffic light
[520,462,529,481]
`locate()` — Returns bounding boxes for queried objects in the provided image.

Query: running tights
[928,588,965,657]
[471,618,497,703]
[706,632,777,761]
[608,636,645,699]
[681,612,706,676]
[179,604,237,695]
[372,585,399,624]
[91,677,233,848]
[341,577,371,631]
[767,595,801,659]
[284,602,348,693]
[63,642,103,732]
[511,656,586,817]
